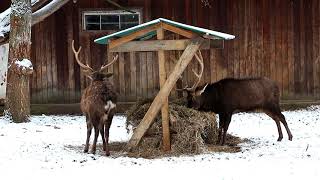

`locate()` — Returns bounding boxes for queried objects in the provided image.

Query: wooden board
[109,39,211,52]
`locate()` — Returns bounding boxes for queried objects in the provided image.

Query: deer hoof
[288,135,293,141]
[105,151,110,156]
[277,137,283,141]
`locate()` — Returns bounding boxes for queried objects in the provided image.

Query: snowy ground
[0,106,320,180]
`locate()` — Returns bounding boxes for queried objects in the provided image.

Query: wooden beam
[126,37,204,151]
[109,24,160,49]
[109,39,211,52]
[157,28,171,151]
[161,22,197,38]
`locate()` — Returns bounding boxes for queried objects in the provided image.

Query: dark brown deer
[179,51,293,145]
[72,40,118,156]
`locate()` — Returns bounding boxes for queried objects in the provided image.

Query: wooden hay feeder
[94,18,235,152]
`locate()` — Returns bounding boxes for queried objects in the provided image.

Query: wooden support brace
[157,28,170,151]
[126,37,204,151]
[109,39,211,52]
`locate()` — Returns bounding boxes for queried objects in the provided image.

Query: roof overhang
[94,18,235,45]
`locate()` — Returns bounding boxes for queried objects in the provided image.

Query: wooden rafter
[161,22,197,39]
[109,24,161,49]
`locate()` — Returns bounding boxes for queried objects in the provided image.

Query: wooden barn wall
[30,0,320,104]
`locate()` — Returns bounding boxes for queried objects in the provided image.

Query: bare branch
[32,0,51,12]
[32,0,70,25]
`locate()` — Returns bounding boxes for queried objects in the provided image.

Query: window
[83,10,141,31]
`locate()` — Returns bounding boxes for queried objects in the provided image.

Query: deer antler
[176,50,204,92]
[72,40,94,74]
[186,50,204,91]
[100,54,119,72]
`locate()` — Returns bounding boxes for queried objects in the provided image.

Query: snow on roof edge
[94,18,235,45]
[159,18,235,40]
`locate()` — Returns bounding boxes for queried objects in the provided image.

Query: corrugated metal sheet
[94,18,235,45]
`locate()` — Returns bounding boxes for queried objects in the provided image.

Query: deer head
[72,40,118,81]
[177,50,206,109]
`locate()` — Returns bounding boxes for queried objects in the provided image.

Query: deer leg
[221,113,232,145]
[104,110,115,156]
[264,110,283,141]
[91,126,99,154]
[274,108,293,141]
[84,116,92,153]
[99,123,106,151]
[217,114,225,145]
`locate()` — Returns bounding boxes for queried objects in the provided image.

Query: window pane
[120,14,139,30]
[120,14,139,22]
[101,24,120,30]
[85,15,100,24]
[86,23,100,30]
[101,15,119,23]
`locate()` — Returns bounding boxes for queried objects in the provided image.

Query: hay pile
[125,99,218,158]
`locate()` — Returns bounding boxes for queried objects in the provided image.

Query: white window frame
[82,9,142,31]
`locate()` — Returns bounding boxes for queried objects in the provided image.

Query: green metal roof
[94,18,235,45]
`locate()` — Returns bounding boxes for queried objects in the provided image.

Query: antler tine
[71,40,94,73]
[186,50,204,91]
[100,54,119,72]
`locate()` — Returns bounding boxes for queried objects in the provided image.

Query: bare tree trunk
[5,0,33,123]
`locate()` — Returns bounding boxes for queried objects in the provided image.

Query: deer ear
[195,83,208,96]
[105,73,113,78]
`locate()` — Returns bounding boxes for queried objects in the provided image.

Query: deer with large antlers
[179,51,292,145]
[72,40,119,156]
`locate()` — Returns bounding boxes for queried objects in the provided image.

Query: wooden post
[157,28,170,151]
[126,37,204,151]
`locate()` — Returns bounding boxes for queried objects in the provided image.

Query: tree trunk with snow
[5,0,33,123]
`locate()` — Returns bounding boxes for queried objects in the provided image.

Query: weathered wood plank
[233,0,240,78]
[269,0,276,82]
[287,0,295,98]
[119,53,125,101]
[299,0,306,97]
[126,37,204,151]
[256,0,263,78]
[305,0,313,96]
[239,0,246,78]
[281,0,289,98]
[129,52,137,100]
[262,0,270,78]
[146,52,153,98]
[41,21,48,103]
[140,52,147,99]
[67,9,75,103]
[293,0,301,96]
[46,17,53,103]
[314,0,320,98]
[109,39,211,52]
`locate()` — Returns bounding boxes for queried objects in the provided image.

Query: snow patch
[0,107,320,179]
[15,58,33,69]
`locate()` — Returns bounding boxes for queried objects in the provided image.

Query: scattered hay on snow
[125,99,219,158]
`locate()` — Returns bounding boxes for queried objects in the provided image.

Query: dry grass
[125,99,227,158]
